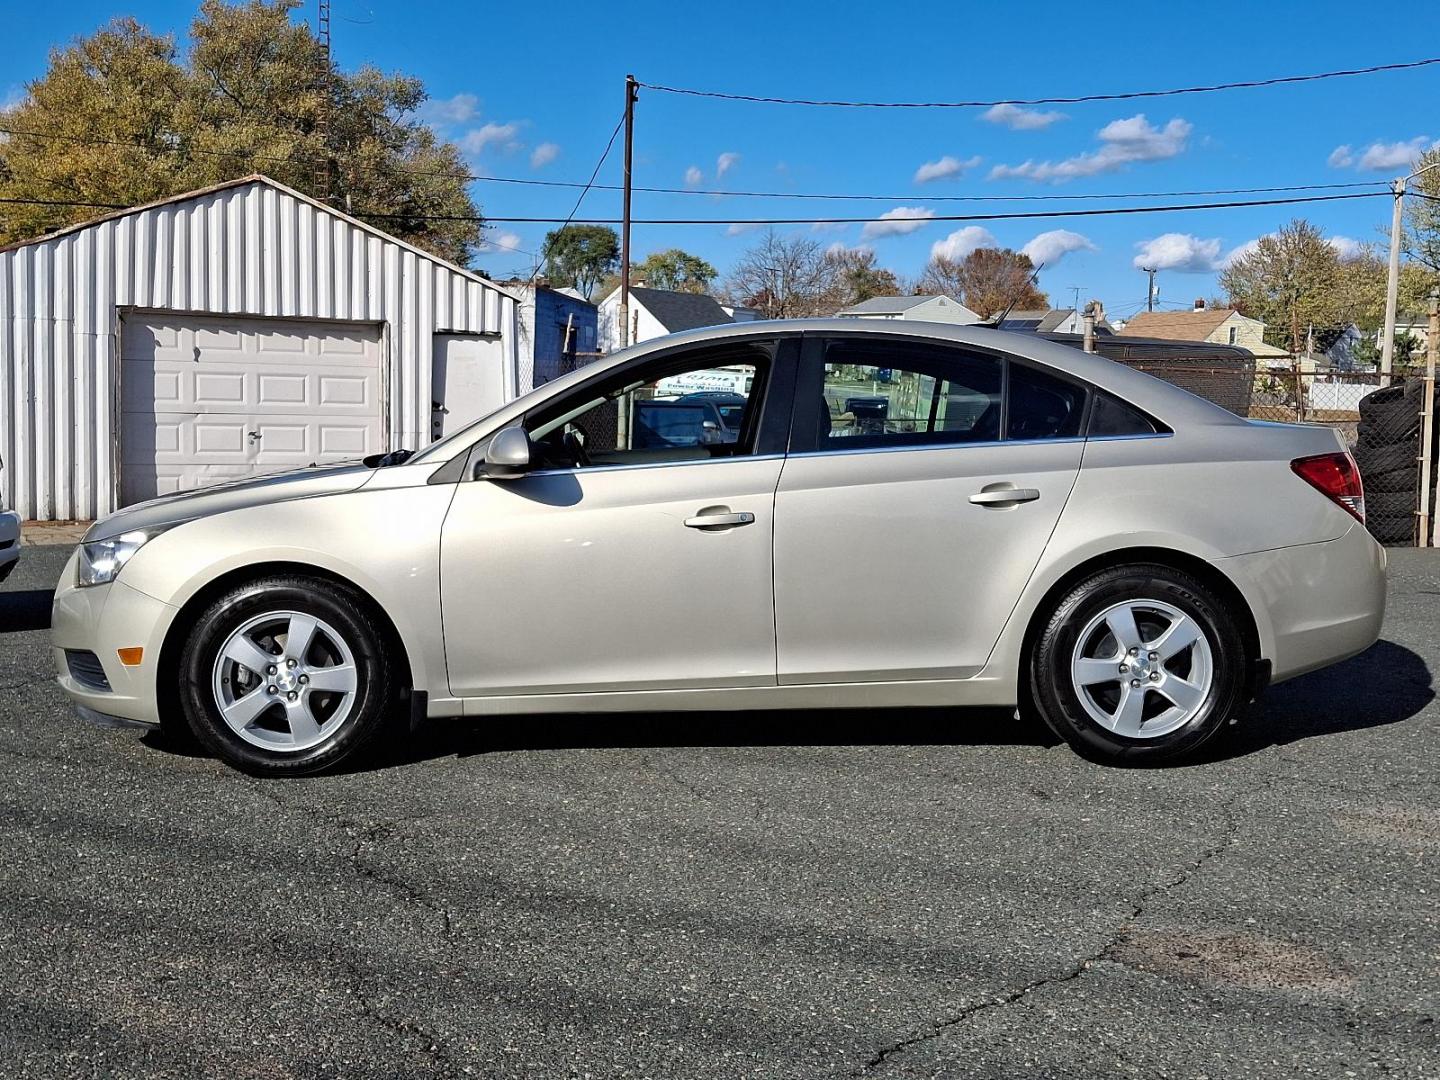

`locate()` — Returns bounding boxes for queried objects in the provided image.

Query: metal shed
[0,174,519,521]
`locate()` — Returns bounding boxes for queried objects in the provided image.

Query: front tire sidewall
[179,578,395,776]
[1032,566,1247,764]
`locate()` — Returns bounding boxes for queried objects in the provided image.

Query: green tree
[541,224,619,299]
[826,246,901,307]
[0,1,482,263]
[1220,220,1343,354]
[1403,146,1440,275]
[633,248,717,293]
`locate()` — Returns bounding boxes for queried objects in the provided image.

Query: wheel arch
[154,561,416,735]
[1016,546,1264,699]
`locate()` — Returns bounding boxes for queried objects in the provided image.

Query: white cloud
[990,114,1191,183]
[861,206,937,239]
[930,226,997,262]
[913,154,982,184]
[457,122,520,155]
[1021,229,1096,267]
[1327,144,1354,169]
[1221,236,1261,268]
[726,222,759,236]
[1,85,25,113]
[982,103,1065,130]
[480,230,525,255]
[530,142,560,169]
[419,92,480,127]
[1328,235,1365,259]
[685,165,704,186]
[1357,136,1437,171]
[825,241,874,259]
[1132,233,1224,273]
[716,151,741,178]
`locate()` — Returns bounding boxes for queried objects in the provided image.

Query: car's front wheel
[178,575,399,776]
[1030,563,1249,763]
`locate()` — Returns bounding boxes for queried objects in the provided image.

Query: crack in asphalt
[853,797,1245,1075]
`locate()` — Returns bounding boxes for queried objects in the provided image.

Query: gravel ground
[1,543,1436,1079]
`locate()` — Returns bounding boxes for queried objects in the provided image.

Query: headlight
[76,528,167,588]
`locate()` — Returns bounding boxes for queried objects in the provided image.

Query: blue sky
[5,0,1437,319]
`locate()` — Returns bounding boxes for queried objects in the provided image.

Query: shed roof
[1120,308,1236,340]
[0,173,518,300]
[838,294,945,315]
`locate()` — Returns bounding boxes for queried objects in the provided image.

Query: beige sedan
[53,320,1385,774]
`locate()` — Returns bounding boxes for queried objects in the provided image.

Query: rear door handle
[684,511,755,529]
[969,487,1040,507]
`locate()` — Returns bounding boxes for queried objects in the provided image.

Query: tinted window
[1088,392,1161,436]
[1006,364,1086,440]
[814,342,1002,449]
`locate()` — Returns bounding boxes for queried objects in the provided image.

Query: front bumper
[1222,522,1387,683]
[51,548,175,725]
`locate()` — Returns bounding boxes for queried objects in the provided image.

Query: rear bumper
[1221,523,1386,683]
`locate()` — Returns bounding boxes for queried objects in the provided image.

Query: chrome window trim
[786,431,1172,460]
[519,452,788,480]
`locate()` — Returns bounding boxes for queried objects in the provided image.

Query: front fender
[120,482,457,697]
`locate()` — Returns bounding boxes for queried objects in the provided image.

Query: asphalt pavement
[1,543,1436,1079]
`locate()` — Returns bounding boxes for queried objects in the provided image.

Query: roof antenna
[987,260,1046,328]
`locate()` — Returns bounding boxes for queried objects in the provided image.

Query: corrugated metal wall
[0,177,518,521]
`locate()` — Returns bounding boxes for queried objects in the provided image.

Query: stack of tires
[1354,381,1423,545]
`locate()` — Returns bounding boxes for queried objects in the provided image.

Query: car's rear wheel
[178,575,399,776]
[1030,564,1249,763]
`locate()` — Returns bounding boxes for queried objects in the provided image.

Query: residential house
[999,308,1114,335]
[836,294,982,324]
[597,286,736,352]
[1120,300,1290,362]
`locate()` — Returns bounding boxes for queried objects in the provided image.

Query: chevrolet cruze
[53,320,1386,775]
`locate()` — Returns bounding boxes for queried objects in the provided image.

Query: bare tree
[722,231,840,318]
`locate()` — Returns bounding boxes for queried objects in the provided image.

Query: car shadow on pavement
[360,704,1060,772]
[0,589,53,634]
[1207,638,1433,761]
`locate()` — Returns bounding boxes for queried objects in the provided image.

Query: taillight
[1291,452,1365,523]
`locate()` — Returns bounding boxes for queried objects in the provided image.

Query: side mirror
[476,426,533,480]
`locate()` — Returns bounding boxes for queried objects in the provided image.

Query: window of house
[1228,326,1238,345]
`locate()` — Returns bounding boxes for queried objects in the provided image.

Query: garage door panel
[120,314,382,507]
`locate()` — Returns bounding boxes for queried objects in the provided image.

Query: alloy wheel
[210,610,359,752]
[1069,598,1214,739]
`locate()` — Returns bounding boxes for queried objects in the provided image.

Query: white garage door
[120,314,384,505]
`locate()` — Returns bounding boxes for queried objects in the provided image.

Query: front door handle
[969,487,1040,507]
[684,511,755,529]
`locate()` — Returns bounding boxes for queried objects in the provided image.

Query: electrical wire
[0,189,1389,226]
[525,109,626,283]
[637,56,1440,108]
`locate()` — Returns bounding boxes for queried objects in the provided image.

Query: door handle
[969,487,1040,507]
[247,430,262,444]
[684,511,755,529]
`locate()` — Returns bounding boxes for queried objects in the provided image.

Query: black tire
[1357,415,1420,447]
[1030,564,1249,765]
[1361,464,1418,495]
[178,574,400,776]
[1354,440,1417,475]
[1364,489,1416,545]
[1357,382,1408,421]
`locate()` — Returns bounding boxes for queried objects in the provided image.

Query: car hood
[85,462,376,542]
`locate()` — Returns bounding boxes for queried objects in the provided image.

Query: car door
[772,333,1086,685]
[439,336,797,698]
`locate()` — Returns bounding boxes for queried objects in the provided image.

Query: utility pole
[1419,289,1440,547]
[315,0,335,205]
[1381,178,1405,387]
[1141,266,1157,312]
[618,75,638,348]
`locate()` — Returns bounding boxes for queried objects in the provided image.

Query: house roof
[1120,308,1237,340]
[1001,308,1115,334]
[838,294,948,315]
[630,287,735,332]
[0,173,518,299]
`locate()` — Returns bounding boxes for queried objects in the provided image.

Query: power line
[526,109,627,283]
[0,189,1388,226]
[638,56,1440,108]
[0,123,1391,207]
